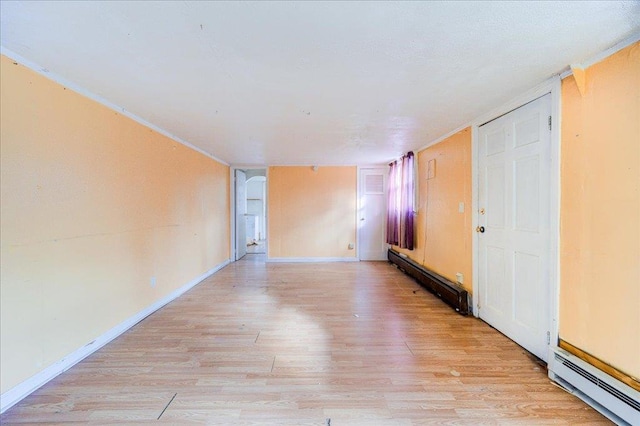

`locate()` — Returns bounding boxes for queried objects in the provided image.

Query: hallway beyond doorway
[246,239,266,255]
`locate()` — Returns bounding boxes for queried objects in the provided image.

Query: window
[386,151,414,250]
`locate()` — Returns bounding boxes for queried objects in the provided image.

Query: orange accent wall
[395,128,473,291]
[0,55,230,393]
[268,166,357,258]
[559,42,639,379]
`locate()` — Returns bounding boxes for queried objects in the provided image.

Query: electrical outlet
[458,202,464,213]
[150,276,157,288]
[456,273,463,284]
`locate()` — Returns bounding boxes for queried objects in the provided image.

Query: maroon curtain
[386,160,399,246]
[386,151,414,249]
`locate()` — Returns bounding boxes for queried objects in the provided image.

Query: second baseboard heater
[548,347,640,425]
[388,249,470,315]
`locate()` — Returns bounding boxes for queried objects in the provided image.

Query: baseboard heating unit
[387,249,470,315]
[548,347,640,425]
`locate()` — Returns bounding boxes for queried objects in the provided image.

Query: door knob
[360,218,365,221]
[476,226,485,233]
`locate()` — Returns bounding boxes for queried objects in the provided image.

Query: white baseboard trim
[0,258,230,414]
[266,257,359,263]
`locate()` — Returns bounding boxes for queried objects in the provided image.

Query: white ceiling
[1,1,639,166]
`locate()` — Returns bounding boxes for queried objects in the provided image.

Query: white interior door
[478,94,551,360]
[235,169,247,260]
[358,168,388,261]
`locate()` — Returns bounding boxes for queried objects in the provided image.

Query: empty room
[1,1,638,424]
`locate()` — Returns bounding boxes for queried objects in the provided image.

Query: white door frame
[471,76,561,363]
[357,165,389,260]
[230,166,268,261]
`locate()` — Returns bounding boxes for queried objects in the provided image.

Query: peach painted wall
[559,42,639,379]
[0,55,230,393]
[395,128,473,292]
[268,166,357,258]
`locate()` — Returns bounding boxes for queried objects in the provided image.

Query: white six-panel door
[478,94,551,360]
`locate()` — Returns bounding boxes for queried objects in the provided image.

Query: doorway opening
[234,168,267,261]
[246,175,266,255]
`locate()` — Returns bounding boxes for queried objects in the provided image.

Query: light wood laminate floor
[1,257,610,425]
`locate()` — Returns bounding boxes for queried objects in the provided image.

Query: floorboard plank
[1,258,611,424]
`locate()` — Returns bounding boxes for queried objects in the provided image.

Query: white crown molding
[0,47,229,166]
[415,123,471,154]
[417,32,640,152]
[560,33,639,79]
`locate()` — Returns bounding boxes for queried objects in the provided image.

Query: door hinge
[548,116,552,131]
[546,331,550,345]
